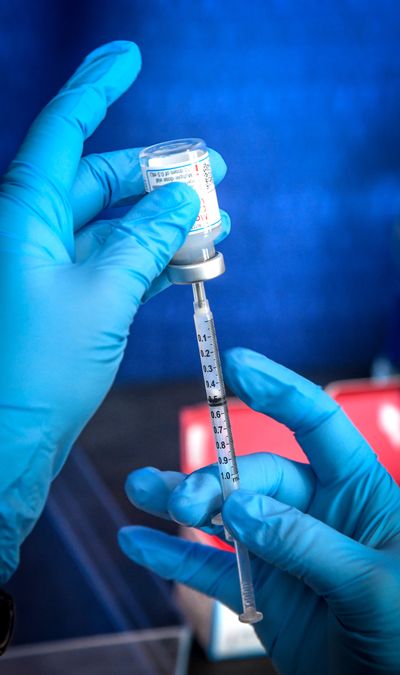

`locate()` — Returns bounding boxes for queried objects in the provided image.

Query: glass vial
[139,138,225,283]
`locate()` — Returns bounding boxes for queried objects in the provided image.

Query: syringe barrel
[139,139,224,283]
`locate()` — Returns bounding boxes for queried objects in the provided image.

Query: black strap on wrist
[0,590,15,655]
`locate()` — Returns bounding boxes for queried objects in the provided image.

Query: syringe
[139,138,262,624]
[192,280,263,624]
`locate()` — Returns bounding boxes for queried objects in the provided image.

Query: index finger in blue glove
[223,348,377,485]
[169,454,314,526]
[118,526,243,615]
[126,454,314,527]
[70,147,227,231]
[125,467,186,520]
[10,41,141,191]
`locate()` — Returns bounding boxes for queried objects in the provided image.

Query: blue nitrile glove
[119,347,400,675]
[0,40,230,582]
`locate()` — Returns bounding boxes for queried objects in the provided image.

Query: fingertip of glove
[223,488,253,511]
[222,347,259,388]
[214,210,232,245]
[137,183,200,241]
[222,490,260,534]
[168,475,201,526]
[208,148,228,184]
[222,347,251,368]
[223,347,270,368]
[125,467,159,505]
[116,41,142,77]
[222,348,294,416]
[118,525,151,561]
[118,526,174,574]
[168,471,221,526]
[86,40,141,63]
[118,525,135,555]
[168,491,196,526]
[160,182,201,213]
[76,41,142,102]
[168,484,206,527]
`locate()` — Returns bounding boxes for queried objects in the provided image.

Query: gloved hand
[0,40,230,582]
[119,347,400,675]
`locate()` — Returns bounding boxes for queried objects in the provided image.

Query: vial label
[143,152,222,234]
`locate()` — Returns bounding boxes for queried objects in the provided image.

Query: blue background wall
[1,0,399,382]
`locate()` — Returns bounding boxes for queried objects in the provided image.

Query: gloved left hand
[0,40,229,582]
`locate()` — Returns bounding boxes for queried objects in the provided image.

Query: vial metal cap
[167,252,225,284]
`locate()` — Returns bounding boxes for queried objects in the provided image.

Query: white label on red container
[143,152,222,234]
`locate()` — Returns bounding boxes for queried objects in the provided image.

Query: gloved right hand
[120,347,400,675]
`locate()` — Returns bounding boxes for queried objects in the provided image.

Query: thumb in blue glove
[0,40,230,582]
[119,347,400,675]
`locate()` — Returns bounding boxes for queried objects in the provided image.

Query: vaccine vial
[139,138,225,284]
